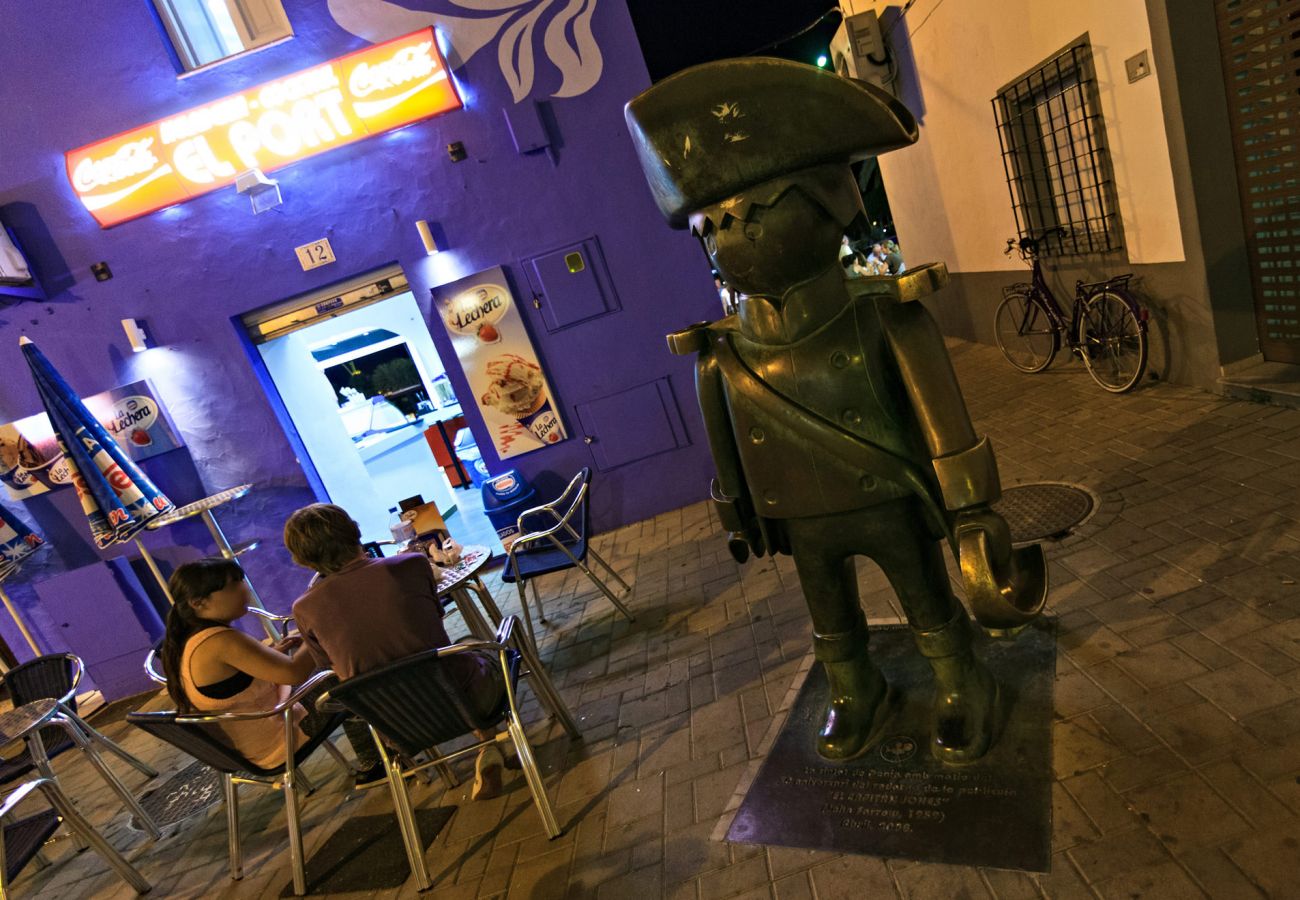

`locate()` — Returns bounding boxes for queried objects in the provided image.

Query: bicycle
[994,227,1149,394]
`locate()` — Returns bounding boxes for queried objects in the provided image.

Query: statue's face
[696,188,843,297]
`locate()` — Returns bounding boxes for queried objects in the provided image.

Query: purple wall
[0,0,717,660]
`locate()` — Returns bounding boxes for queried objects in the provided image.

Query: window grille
[153,0,292,72]
[993,39,1119,256]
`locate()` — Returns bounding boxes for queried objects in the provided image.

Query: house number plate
[295,238,336,271]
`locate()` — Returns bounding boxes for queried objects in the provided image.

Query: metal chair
[0,654,158,794]
[126,671,347,896]
[323,616,566,892]
[0,776,151,895]
[500,468,633,643]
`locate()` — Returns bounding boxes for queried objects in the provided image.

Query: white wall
[257,292,456,543]
[844,0,1185,271]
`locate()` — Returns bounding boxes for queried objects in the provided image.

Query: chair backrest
[126,711,262,776]
[5,654,78,713]
[5,654,81,754]
[542,467,591,548]
[328,649,503,758]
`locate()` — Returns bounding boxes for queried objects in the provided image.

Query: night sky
[625,0,843,81]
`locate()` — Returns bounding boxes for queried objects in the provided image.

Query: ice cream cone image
[480,354,563,445]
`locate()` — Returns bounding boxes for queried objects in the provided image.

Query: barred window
[153,0,292,73]
[993,39,1119,256]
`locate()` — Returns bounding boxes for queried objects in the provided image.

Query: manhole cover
[128,760,223,832]
[993,483,1095,543]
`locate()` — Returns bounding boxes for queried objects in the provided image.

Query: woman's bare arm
[199,629,318,686]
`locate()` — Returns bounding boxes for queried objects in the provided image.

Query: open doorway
[241,267,501,552]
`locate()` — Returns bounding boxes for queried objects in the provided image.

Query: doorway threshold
[1217,359,1300,409]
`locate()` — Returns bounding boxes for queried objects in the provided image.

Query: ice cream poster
[434,267,567,459]
[1,380,183,501]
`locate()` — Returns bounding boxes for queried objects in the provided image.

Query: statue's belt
[711,334,952,544]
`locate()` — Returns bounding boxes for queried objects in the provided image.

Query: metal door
[1213,0,1300,363]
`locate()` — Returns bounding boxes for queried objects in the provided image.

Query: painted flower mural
[328,0,603,103]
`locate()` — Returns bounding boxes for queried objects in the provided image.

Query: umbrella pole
[0,584,43,656]
[200,510,277,641]
[133,537,174,605]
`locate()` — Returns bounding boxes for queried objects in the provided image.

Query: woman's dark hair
[160,558,245,710]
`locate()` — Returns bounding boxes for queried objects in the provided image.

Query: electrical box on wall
[521,237,622,332]
[830,11,893,95]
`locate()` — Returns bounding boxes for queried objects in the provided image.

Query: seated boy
[285,503,506,798]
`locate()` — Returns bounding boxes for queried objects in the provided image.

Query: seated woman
[160,558,316,770]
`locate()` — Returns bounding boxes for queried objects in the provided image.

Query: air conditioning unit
[830,10,893,94]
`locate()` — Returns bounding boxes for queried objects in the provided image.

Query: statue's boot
[814,620,891,761]
[913,611,998,764]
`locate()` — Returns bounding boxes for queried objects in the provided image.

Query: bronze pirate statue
[625,59,1048,764]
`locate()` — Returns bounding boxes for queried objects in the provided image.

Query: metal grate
[1212,0,1300,365]
[993,39,1119,256]
[993,483,1095,544]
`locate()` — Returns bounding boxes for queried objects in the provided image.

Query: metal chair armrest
[142,649,166,685]
[494,615,517,648]
[435,640,507,657]
[56,655,85,706]
[175,670,337,723]
[245,607,295,639]
[0,778,51,820]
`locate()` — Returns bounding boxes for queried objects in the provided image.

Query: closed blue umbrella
[0,503,47,654]
[19,338,174,548]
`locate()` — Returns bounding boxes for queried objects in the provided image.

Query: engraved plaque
[727,622,1055,872]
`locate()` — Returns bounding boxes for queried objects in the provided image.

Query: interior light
[122,318,155,353]
[416,220,441,255]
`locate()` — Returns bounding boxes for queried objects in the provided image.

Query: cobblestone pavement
[11,341,1299,899]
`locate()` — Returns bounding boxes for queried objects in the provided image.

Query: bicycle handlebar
[1007,226,1070,259]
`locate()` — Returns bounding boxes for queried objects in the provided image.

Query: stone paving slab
[9,340,1300,898]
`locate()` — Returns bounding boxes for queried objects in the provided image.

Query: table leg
[26,730,89,852]
[201,510,277,640]
[450,588,493,640]
[37,780,152,893]
[513,633,581,738]
[53,714,162,839]
[467,577,504,627]
[133,536,174,604]
[0,584,42,656]
[60,703,158,778]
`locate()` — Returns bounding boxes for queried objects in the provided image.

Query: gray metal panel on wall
[522,237,622,332]
[574,378,689,471]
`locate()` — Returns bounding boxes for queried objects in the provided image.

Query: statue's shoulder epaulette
[845,262,950,305]
[667,315,737,355]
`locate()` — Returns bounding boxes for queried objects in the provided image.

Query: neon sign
[65,29,461,228]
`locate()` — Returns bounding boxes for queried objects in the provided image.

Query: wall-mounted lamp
[121,318,154,353]
[90,261,113,282]
[234,169,282,214]
[415,220,441,255]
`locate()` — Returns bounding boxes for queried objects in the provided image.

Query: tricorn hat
[625,57,918,228]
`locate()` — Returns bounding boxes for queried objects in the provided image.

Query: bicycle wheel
[994,290,1058,373]
[1077,290,1148,393]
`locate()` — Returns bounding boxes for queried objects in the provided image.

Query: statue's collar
[735,263,849,345]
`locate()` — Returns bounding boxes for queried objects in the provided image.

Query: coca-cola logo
[443,286,509,337]
[349,42,437,98]
[73,139,160,191]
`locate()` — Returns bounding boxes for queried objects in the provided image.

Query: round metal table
[0,698,161,838]
[430,546,577,736]
[133,483,277,639]
[434,544,501,640]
